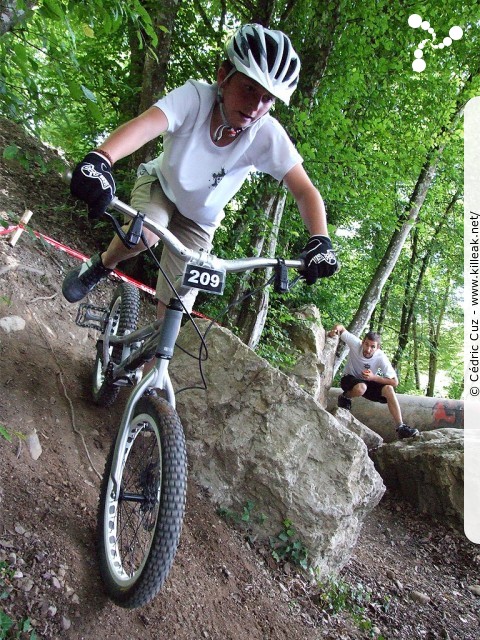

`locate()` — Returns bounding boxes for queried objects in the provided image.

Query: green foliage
[0,424,25,443]
[0,425,12,442]
[217,500,266,529]
[0,562,37,639]
[255,301,302,371]
[270,519,309,571]
[0,0,157,156]
[315,575,389,638]
[2,142,63,174]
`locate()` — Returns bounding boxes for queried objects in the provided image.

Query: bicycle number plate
[182,263,226,295]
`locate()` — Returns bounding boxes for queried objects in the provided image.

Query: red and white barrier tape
[1,223,211,319]
[1,224,156,296]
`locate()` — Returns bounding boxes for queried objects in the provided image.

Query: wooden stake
[9,209,33,247]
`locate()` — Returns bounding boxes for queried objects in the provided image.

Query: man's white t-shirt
[139,80,303,232]
[340,330,396,379]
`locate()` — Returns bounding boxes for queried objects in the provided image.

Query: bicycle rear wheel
[97,397,187,608]
[92,282,140,407]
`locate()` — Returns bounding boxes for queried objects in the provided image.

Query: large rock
[282,305,336,407]
[330,407,384,451]
[371,428,463,528]
[171,320,385,574]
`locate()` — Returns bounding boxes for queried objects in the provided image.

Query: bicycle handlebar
[109,195,304,273]
[64,170,304,273]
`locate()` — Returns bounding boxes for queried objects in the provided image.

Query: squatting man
[327,324,419,440]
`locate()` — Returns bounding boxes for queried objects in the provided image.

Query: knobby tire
[97,396,187,608]
[92,282,140,407]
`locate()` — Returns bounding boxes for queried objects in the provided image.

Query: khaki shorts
[130,174,214,312]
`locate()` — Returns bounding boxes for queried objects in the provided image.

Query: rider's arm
[98,106,169,165]
[283,164,329,236]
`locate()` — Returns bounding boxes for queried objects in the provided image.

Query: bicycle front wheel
[92,282,140,407]
[97,397,187,608]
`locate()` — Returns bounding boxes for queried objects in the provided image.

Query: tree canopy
[1,0,474,398]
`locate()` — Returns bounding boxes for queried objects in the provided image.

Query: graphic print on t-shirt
[210,167,227,188]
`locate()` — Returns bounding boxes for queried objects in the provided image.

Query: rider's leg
[143,210,213,382]
[62,174,174,303]
[102,174,175,268]
[100,226,161,269]
[154,208,214,314]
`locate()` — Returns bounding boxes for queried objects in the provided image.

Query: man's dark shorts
[340,375,388,404]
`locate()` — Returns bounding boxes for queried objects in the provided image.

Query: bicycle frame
[95,195,304,498]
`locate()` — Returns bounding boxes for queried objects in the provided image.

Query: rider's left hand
[70,151,115,220]
[299,235,339,284]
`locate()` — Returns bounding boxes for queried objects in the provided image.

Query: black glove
[299,235,339,284]
[70,151,115,219]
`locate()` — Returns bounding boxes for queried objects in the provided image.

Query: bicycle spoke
[111,423,162,578]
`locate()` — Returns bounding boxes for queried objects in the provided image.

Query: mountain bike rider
[62,24,339,316]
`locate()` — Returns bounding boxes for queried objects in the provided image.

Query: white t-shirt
[340,330,396,379]
[139,80,303,232]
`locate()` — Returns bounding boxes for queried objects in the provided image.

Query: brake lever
[103,211,144,249]
[125,211,145,247]
[274,259,290,293]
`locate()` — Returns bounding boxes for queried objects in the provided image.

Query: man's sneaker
[62,253,112,303]
[338,393,352,410]
[396,423,420,439]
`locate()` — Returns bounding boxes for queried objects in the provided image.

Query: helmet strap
[215,70,244,142]
[213,101,243,141]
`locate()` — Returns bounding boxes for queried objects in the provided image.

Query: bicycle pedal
[75,303,108,330]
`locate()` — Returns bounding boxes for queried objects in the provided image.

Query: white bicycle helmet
[226,24,300,105]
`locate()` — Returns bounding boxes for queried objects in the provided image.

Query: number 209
[187,269,221,289]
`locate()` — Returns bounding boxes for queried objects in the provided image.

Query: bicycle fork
[109,299,184,497]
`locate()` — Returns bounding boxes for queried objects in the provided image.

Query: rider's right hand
[70,151,116,220]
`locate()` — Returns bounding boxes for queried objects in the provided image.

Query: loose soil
[0,117,479,640]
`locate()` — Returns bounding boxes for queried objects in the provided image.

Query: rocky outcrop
[282,305,336,407]
[330,407,384,451]
[171,320,385,575]
[371,429,463,528]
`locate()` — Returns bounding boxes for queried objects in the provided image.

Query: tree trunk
[231,190,286,346]
[333,146,445,375]
[392,191,459,369]
[412,316,421,391]
[131,0,179,168]
[246,192,286,349]
[426,280,450,396]
[373,278,392,334]
[297,1,342,100]
[332,92,467,376]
